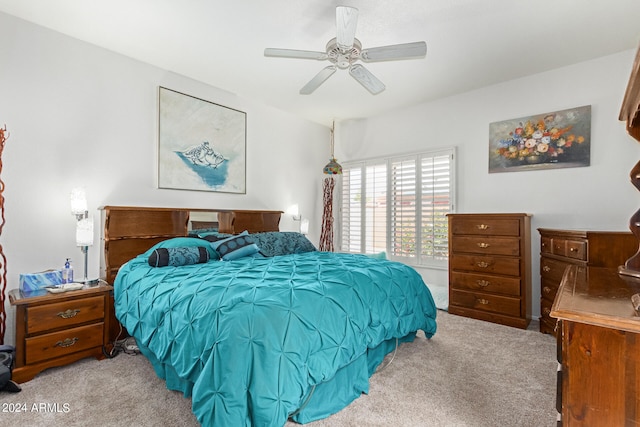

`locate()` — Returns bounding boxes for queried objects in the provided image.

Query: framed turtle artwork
[488,105,591,173]
[158,86,246,193]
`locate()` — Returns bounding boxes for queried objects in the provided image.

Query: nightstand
[9,284,113,383]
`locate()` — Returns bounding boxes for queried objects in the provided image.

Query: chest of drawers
[448,213,532,329]
[538,228,636,337]
[9,285,113,383]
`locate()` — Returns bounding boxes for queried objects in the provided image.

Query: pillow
[148,246,210,267]
[366,252,387,260]
[200,232,233,242]
[211,231,260,261]
[251,232,317,257]
[142,237,218,260]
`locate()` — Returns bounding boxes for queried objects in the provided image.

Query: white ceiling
[2,0,640,126]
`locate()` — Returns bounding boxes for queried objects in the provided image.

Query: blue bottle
[62,258,74,284]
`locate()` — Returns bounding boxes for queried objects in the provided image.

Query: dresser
[551,265,640,426]
[538,229,637,336]
[448,213,532,329]
[9,285,113,383]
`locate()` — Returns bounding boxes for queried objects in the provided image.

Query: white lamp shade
[70,187,88,215]
[76,215,94,246]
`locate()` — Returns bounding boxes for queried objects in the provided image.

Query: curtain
[319,177,335,252]
[0,126,8,344]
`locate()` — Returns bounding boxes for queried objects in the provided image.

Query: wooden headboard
[99,206,282,285]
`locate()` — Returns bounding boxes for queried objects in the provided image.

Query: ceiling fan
[264,6,427,95]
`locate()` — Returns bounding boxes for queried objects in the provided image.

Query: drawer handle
[477,242,490,249]
[476,280,490,287]
[543,286,552,294]
[569,247,577,252]
[476,224,489,230]
[57,309,80,319]
[543,308,551,315]
[476,261,489,268]
[55,337,79,348]
[477,298,489,305]
[543,266,551,272]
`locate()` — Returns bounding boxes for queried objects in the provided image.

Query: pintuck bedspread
[114,243,437,426]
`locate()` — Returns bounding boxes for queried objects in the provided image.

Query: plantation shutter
[390,157,417,259]
[421,153,453,260]
[340,165,363,252]
[339,147,455,267]
[366,163,387,254]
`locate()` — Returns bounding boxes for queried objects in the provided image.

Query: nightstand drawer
[25,322,104,364]
[451,236,520,256]
[27,296,105,334]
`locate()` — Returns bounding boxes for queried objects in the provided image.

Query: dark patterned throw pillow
[211,232,260,260]
[148,246,210,267]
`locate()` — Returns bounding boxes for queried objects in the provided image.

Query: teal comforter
[114,249,437,426]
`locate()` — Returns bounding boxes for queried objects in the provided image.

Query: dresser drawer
[450,254,521,276]
[551,238,587,261]
[451,218,520,237]
[26,296,105,334]
[25,322,104,364]
[450,289,521,317]
[450,271,520,296]
[541,236,553,255]
[451,236,520,256]
[540,257,571,283]
[540,278,559,304]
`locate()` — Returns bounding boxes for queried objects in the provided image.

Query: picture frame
[158,86,246,193]
[489,105,591,173]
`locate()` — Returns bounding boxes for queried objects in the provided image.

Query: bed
[103,206,438,426]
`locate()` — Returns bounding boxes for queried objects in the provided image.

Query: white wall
[338,49,640,319]
[0,13,328,345]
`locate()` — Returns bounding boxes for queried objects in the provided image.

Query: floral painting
[158,87,246,193]
[489,105,591,173]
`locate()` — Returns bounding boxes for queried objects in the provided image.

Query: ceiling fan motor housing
[327,37,362,69]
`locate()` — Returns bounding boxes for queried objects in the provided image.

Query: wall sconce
[287,204,301,221]
[70,187,98,286]
[300,218,310,235]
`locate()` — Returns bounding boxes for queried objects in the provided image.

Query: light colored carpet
[0,310,557,426]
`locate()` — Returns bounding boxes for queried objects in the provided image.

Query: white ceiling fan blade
[360,41,427,62]
[349,64,385,95]
[264,48,328,60]
[300,66,337,95]
[336,6,358,51]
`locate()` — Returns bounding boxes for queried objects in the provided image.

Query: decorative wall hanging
[0,125,7,344]
[158,87,246,193]
[489,105,591,173]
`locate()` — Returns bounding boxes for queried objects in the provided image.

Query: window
[339,148,455,268]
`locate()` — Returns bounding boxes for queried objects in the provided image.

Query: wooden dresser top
[551,265,640,333]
